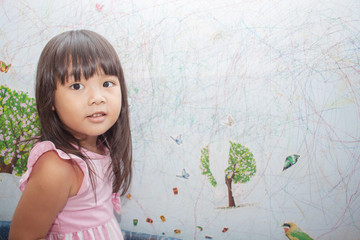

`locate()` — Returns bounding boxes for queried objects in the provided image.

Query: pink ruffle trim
[112,193,121,214]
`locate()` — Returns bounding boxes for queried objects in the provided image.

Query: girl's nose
[88,89,106,105]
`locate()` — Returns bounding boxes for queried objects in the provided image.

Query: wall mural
[0,0,359,239]
[0,85,39,175]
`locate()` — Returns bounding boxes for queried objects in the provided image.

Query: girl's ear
[52,106,55,111]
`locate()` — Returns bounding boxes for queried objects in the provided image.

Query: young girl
[9,30,132,240]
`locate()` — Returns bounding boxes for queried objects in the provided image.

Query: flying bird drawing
[170,134,183,145]
[282,222,313,240]
[176,169,190,179]
[283,154,300,171]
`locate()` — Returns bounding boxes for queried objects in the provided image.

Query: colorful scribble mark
[176,168,190,179]
[160,215,166,222]
[282,222,313,240]
[146,218,153,224]
[173,187,178,195]
[197,226,203,231]
[126,193,132,200]
[95,3,104,12]
[174,229,181,234]
[283,154,300,171]
[222,227,229,233]
[0,61,11,73]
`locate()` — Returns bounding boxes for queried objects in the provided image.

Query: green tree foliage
[0,85,40,175]
[200,145,217,186]
[200,141,256,207]
[226,141,256,184]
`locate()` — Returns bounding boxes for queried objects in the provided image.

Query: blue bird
[170,134,182,145]
[176,169,190,179]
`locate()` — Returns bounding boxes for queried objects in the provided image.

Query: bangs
[53,30,121,83]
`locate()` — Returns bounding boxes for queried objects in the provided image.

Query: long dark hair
[35,29,132,195]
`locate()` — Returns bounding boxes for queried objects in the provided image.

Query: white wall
[1,0,360,239]
[0,173,21,221]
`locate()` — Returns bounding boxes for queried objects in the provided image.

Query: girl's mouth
[87,112,106,123]
[89,113,105,117]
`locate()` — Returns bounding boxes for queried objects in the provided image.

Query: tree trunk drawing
[0,161,13,173]
[225,176,236,207]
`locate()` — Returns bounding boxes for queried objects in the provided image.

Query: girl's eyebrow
[101,75,119,81]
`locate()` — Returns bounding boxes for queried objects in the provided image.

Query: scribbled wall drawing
[0,0,359,239]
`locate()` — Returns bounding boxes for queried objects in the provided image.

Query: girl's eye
[103,81,114,88]
[70,83,84,90]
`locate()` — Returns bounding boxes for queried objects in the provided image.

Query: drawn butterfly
[222,114,235,127]
[170,134,182,145]
[176,168,190,179]
[0,61,11,73]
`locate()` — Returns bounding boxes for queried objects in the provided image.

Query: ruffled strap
[112,192,122,214]
[19,141,89,193]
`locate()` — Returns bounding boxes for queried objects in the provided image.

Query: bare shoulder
[32,150,76,181]
[9,150,79,239]
[31,150,83,197]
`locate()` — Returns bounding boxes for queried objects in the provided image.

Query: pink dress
[19,141,124,240]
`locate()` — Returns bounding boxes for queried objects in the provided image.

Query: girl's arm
[9,151,82,240]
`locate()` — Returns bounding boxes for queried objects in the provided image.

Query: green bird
[283,154,300,171]
[282,222,313,240]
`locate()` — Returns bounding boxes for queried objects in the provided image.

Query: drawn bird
[283,154,300,171]
[176,168,190,179]
[282,222,313,240]
[0,61,11,73]
[170,134,182,145]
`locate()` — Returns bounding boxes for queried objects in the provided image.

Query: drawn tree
[200,141,256,207]
[0,85,40,175]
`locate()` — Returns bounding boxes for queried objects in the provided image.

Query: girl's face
[53,71,122,150]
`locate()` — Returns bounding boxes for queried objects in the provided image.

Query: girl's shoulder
[24,149,79,197]
[19,141,88,193]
